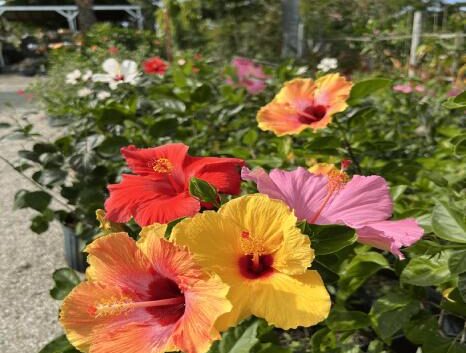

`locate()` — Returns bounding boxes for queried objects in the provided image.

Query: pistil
[95,296,184,317]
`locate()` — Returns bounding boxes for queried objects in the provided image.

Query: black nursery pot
[62,225,88,273]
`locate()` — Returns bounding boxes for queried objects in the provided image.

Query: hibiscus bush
[4,23,466,353]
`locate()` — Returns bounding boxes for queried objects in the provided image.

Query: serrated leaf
[309,225,356,255]
[189,177,219,206]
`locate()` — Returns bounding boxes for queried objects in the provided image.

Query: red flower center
[146,276,185,324]
[153,158,173,174]
[298,104,327,124]
[114,74,125,81]
[238,254,274,279]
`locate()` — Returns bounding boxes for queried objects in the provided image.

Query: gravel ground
[0,75,66,353]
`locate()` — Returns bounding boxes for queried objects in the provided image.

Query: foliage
[2,20,466,353]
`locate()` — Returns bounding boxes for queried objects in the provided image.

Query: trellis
[0,5,144,32]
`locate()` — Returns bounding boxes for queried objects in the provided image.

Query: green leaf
[15,190,52,212]
[449,250,466,275]
[432,202,466,243]
[309,225,356,255]
[326,310,370,331]
[348,78,392,105]
[38,169,67,186]
[30,214,50,234]
[189,177,219,207]
[149,118,179,137]
[50,268,81,300]
[442,90,466,110]
[337,252,389,301]
[400,254,451,286]
[38,334,79,353]
[370,293,420,341]
[459,273,466,302]
[390,185,407,202]
[422,334,466,353]
[208,318,264,353]
[404,314,438,345]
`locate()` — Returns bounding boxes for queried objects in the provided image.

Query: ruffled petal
[219,194,297,255]
[60,282,153,352]
[121,60,138,77]
[184,156,245,194]
[249,271,330,329]
[214,281,252,332]
[274,78,316,109]
[121,143,188,179]
[171,211,242,277]
[318,175,393,227]
[85,233,153,292]
[356,219,424,259]
[243,167,328,222]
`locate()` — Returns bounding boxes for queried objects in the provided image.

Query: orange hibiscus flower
[60,232,231,353]
[257,73,352,136]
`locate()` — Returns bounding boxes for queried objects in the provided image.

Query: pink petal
[356,219,424,259]
[319,176,393,227]
[242,167,327,221]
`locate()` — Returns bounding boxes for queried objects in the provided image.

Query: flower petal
[250,271,330,329]
[185,156,245,194]
[257,102,307,136]
[121,143,189,178]
[356,219,424,259]
[243,167,328,222]
[314,73,352,112]
[102,58,120,75]
[274,78,316,109]
[85,232,153,292]
[121,60,138,76]
[319,175,393,227]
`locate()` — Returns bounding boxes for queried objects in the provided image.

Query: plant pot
[62,225,88,273]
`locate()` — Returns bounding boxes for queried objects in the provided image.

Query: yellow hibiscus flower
[171,194,330,331]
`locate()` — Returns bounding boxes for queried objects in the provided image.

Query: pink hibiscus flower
[227,57,268,95]
[242,165,423,259]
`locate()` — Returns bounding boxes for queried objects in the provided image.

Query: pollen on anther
[152,158,173,174]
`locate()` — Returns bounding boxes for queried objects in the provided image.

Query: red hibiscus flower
[105,143,245,226]
[143,57,168,75]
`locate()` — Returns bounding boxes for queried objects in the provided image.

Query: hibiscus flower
[93,58,139,90]
[171,194,330,331]
[60,232,231,353]
[227,57,268,95]
[242,164,423,259]
[143,57,168,75]
[257,74,352,136]
[105,143,245,226]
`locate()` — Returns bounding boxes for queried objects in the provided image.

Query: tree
[75,0,96,32]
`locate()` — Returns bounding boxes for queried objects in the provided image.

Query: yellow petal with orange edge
[250,271,330,329]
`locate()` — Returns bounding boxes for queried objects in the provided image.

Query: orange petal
[314,73,352,115]
[85,232,153,292]
[257,103,307,136]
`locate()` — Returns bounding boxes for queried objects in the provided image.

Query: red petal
[121,143,188,180]
[184,156,245,194]
[133,191,200,226]
[105,174,177,224]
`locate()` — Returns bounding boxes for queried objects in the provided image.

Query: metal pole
[409,11,422,78]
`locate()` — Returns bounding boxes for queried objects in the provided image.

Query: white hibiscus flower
[96,91,111,101]
[77,87,93,97]
[317,58,338,73]
[65,69,82,85]
[92,58,139,90]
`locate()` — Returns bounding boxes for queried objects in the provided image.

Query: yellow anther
[152,158,173,174]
